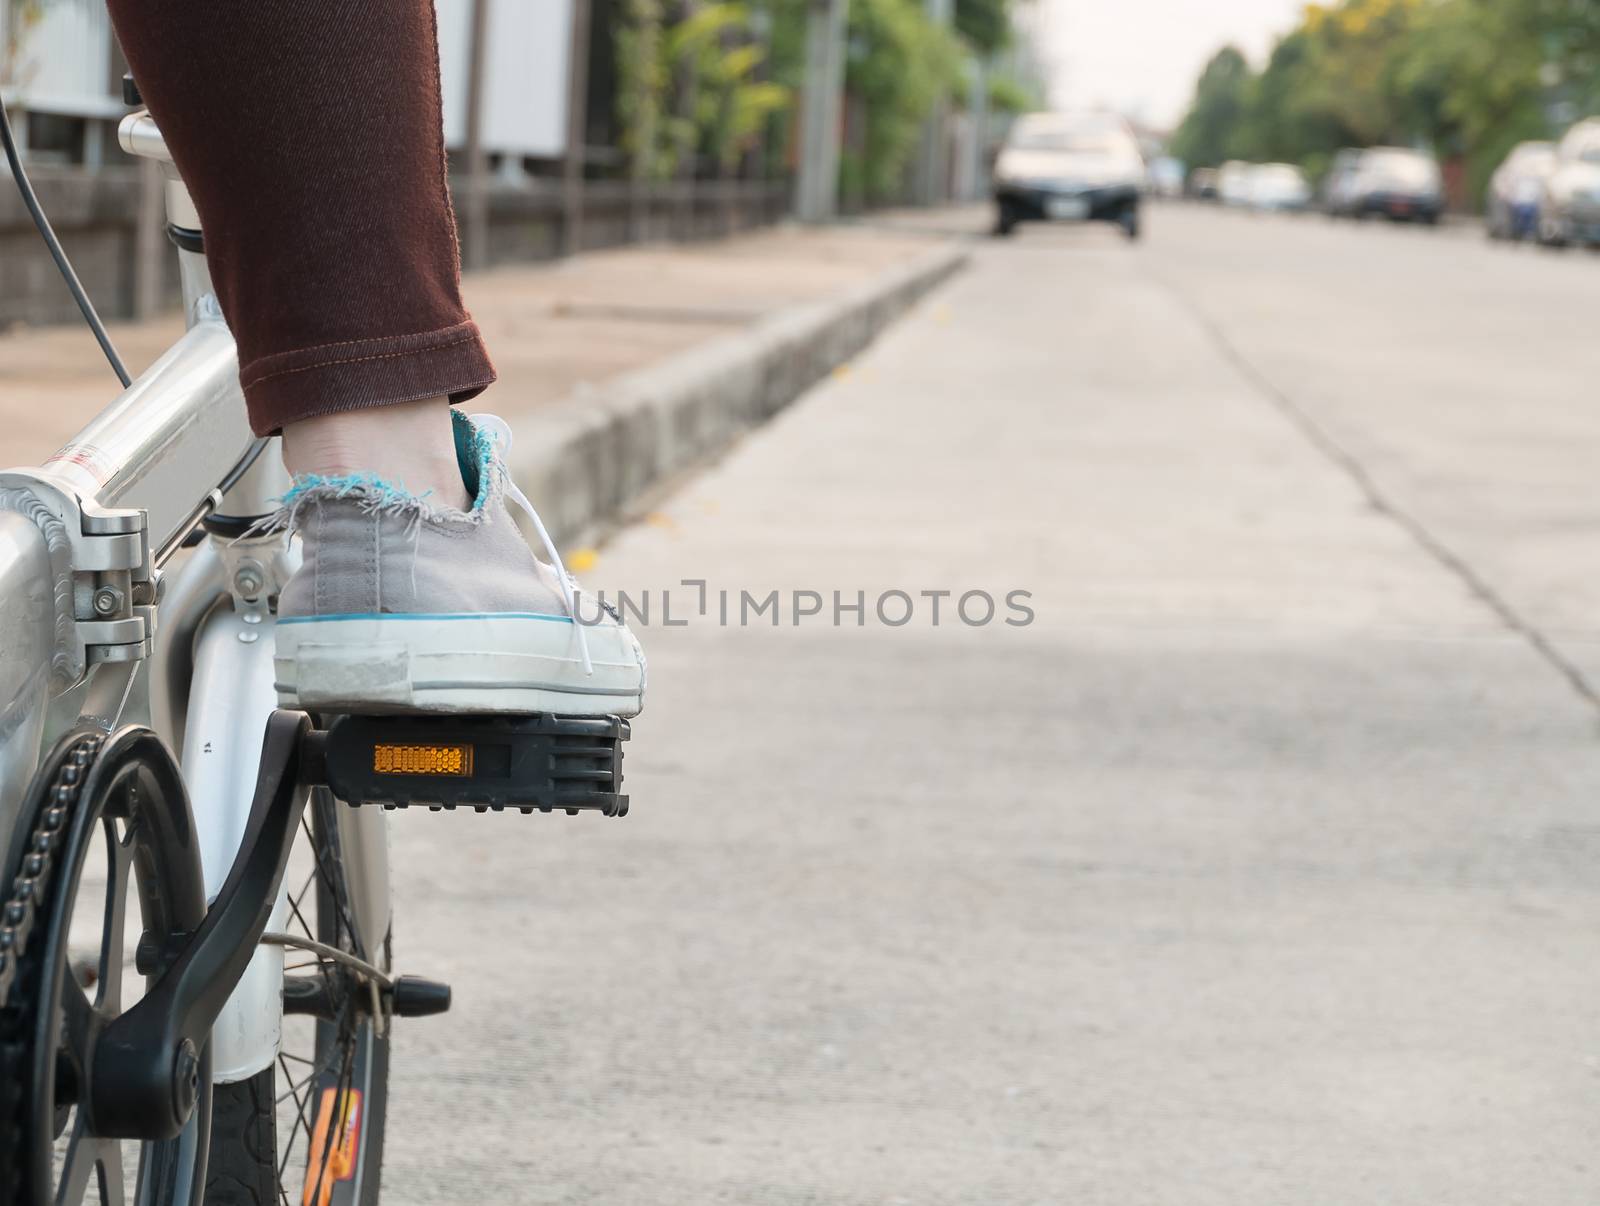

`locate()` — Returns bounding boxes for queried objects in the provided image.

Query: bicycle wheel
[0,727,211,1206]
[204,788,389,1206]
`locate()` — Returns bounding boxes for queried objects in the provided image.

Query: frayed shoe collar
[261,430,507,538]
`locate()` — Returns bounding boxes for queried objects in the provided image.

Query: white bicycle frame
[0,109,390,1083]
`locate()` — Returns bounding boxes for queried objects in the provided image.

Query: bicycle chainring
[0,732,104,1205]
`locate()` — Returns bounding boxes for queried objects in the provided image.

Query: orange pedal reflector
[372,742,473,777]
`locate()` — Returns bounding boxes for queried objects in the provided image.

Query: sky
[1035,0,1306,130]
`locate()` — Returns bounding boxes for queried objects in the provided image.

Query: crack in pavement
[1154,270,1600,720]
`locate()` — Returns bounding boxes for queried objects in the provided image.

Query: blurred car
[1537,119,1600,247]
[1189,167,1220,200]
[1218,160,1254,206]
[1486,141,1555,240]
[1321,148,1364,214]
[1147,155,1185,198]
[1337,147,1444,223]
[1248,163,1312,211]
[992,111,1145,239]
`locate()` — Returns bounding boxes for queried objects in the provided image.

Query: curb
[510,244,969,543]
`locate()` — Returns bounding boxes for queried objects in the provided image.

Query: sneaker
[271,412,645,717]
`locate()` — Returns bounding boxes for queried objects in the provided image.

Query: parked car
[1321,149,1364,213]
[1335,147,1444,223]
[1147,156,1185,198]
[1218,160,1254,207]
[1486,141,1556,240]
[992,111,1145,239]
[1189,167,1220,201]
[1248,163,1313,211]
[1537,119,1600,247]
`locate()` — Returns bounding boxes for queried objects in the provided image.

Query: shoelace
[470,413,594,677]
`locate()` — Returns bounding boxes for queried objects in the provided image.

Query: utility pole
[463,0,491,271]
[795,0,847,223]
[916,0,953,206]
[562,0,592,257]
[966,54,990,203]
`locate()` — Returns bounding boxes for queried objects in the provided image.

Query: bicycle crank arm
[90,709,313,1140]
[87,707,629,1140]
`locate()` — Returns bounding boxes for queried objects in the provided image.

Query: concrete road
[381,206,1600,1203]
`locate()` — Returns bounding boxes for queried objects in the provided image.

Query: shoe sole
[274,613,645,717]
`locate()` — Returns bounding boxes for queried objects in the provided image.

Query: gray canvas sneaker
[271,411,645,717]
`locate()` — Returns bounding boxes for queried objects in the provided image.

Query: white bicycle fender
[182,604,286,1083]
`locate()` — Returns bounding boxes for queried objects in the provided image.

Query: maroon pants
[108,1,496,436]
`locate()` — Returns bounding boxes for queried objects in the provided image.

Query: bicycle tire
[203,789,389,1206]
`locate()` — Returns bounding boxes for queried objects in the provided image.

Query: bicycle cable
[0,99,130,387]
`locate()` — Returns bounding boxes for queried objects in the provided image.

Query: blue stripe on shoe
[278,611,575,625]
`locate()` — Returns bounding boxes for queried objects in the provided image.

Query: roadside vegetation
[615,0,1041,206]
[1171,0,1600,203]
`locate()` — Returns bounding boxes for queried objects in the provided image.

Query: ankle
[282,397,471,510]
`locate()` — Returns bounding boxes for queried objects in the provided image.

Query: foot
[271,411,645,717]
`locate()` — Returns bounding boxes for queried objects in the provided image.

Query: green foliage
[1169,47,1254,169]
[616,0,669,179]
[1169,0,1591,203]
[955,0,1013,56]
[843,0,964,202]
[617,1,795,180]
[987,72,1038,114]
[667,3,792,172]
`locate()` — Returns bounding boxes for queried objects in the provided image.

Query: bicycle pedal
[317,714,630,816]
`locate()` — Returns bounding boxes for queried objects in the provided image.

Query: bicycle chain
[0,733,103,1205]
[0,734,103,1010]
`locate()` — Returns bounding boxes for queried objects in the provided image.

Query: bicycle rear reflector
[321,714,629,816]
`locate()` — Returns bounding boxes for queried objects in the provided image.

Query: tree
[617,0,794,181]
[1170,0,1572,203]
[1170,47,1254,169]
[841,0,963,202]
[666,3,791,174]
[955,0,1012,56]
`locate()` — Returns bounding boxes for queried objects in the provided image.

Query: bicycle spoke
[285,867,317,941]
[276,1054,312,1181]
[303,805,362,961]
[94,1146,126,1206]
[60,973,95,1062]
[54,1116,98,1205]
[95,819,131,1012]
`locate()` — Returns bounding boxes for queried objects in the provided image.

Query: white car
[1218,160,1255,207]
[1248,163,1312,211]
[1538,118,1600,247]
[992,111,1146,239]
[1486,140,1555,240]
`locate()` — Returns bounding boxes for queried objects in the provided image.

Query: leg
[109,0,486,505]
[108,3,646,717]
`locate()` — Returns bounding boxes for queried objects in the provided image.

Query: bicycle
[0,77,630,1205]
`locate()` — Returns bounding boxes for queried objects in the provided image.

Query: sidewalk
[0,222,958,471]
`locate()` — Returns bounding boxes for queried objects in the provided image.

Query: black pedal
[319,714,629,816]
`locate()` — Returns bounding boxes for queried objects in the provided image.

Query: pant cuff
[240,319,498,435]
